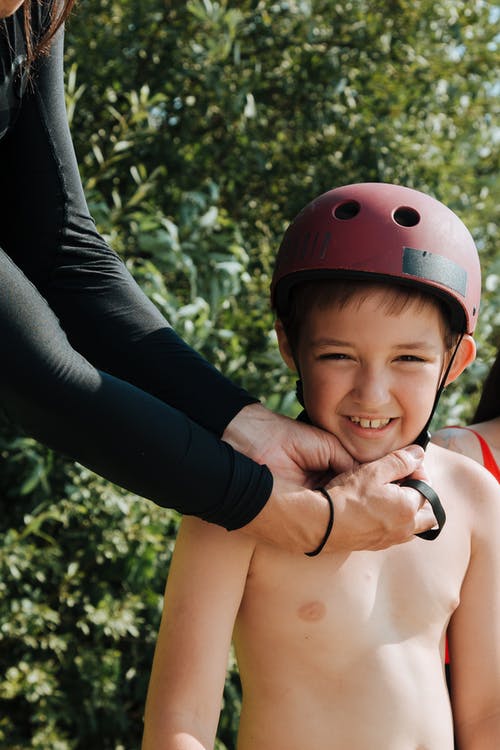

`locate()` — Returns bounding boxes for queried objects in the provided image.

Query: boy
[141,183,500,749]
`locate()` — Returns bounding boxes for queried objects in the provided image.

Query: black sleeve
[1,21,256,437]
[0,20,272,528]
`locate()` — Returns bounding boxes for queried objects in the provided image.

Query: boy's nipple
[297,600,327,622]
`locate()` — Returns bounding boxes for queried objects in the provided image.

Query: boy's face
[277,288,474,464]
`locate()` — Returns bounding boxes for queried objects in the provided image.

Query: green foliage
[0,415,176,748]
[64,0,499,414]
[1,0,499,747]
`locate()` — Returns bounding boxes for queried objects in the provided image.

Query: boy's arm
[448,465,500,749]
[141,517,255,750]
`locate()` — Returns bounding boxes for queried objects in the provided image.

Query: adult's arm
[0,245,272,526]
[0,12,270,527]
[0,16,255,437]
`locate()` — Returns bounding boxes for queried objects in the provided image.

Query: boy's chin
[349,441,407,464]
[352,448,390,464]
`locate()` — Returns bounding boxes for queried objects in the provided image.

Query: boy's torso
[233,444,474,750]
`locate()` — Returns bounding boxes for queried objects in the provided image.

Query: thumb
[363,444,425,484]
[297,423,356,475]
[322,431,356,475]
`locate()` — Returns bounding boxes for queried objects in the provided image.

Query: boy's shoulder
[431,426,483,464]
[427,443,500,529]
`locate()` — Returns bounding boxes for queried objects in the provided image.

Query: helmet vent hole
[394,206,420,227]
[334,201,360,220]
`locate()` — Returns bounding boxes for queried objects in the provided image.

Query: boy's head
[277,277,460,359]
[271,183,481,460]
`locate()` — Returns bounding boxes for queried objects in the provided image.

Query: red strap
[461,428,500,481]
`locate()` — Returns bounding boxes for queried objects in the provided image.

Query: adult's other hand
[323,447,434,552]
[223,402,354,485]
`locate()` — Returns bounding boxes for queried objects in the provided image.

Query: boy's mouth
[348,416,392,429]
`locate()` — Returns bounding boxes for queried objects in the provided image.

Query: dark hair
[23,0,76,62]
[279,278,459,357]
[473,350,500,423]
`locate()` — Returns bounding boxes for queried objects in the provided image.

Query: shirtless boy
[142,183,500,750]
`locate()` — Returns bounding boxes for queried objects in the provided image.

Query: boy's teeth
[350,417,391,429]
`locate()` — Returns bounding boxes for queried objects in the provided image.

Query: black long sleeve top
[0,2,272,528]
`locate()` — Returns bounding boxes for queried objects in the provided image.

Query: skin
[432,417,500,469]
[0,0,24,18]
[142,290,500,750]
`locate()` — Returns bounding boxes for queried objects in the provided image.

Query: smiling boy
[276,281,455,465]
[142,183,500,750]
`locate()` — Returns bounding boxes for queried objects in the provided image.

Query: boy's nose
[351,367,391,408]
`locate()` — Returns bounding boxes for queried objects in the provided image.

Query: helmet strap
[295,378,305,407]
[414,333,464,449]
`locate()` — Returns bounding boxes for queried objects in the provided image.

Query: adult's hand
[223,403,435,553]
[323,448,435,551]
[223,402,354,485]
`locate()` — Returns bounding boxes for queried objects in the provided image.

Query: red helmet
[271,182,481,333]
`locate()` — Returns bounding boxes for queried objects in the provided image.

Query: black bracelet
[305,487,335,557]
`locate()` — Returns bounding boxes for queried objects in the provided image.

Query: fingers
[316,429,356,475]
[365,444,425,484]
[397,483,437,540]
[413,499,439,537]
[408,464,432,483]
[323,457,437,551]
[223,404,357,481]
[285,420,356,476]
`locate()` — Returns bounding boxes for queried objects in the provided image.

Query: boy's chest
[238,522,470,656]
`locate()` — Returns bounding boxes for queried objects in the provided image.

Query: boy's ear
[275,320,297,372]
[444,334,476,385]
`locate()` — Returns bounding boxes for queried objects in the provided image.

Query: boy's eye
[397,355,425,362]
[318,352,350,360]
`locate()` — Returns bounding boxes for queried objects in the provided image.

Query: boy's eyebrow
[311,338,437,350]
[310,337,353,347]
[392,341,438,351]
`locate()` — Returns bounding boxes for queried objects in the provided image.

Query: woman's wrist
[222,402,270,461]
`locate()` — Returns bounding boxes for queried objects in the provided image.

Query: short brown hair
[279,279,459,356]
